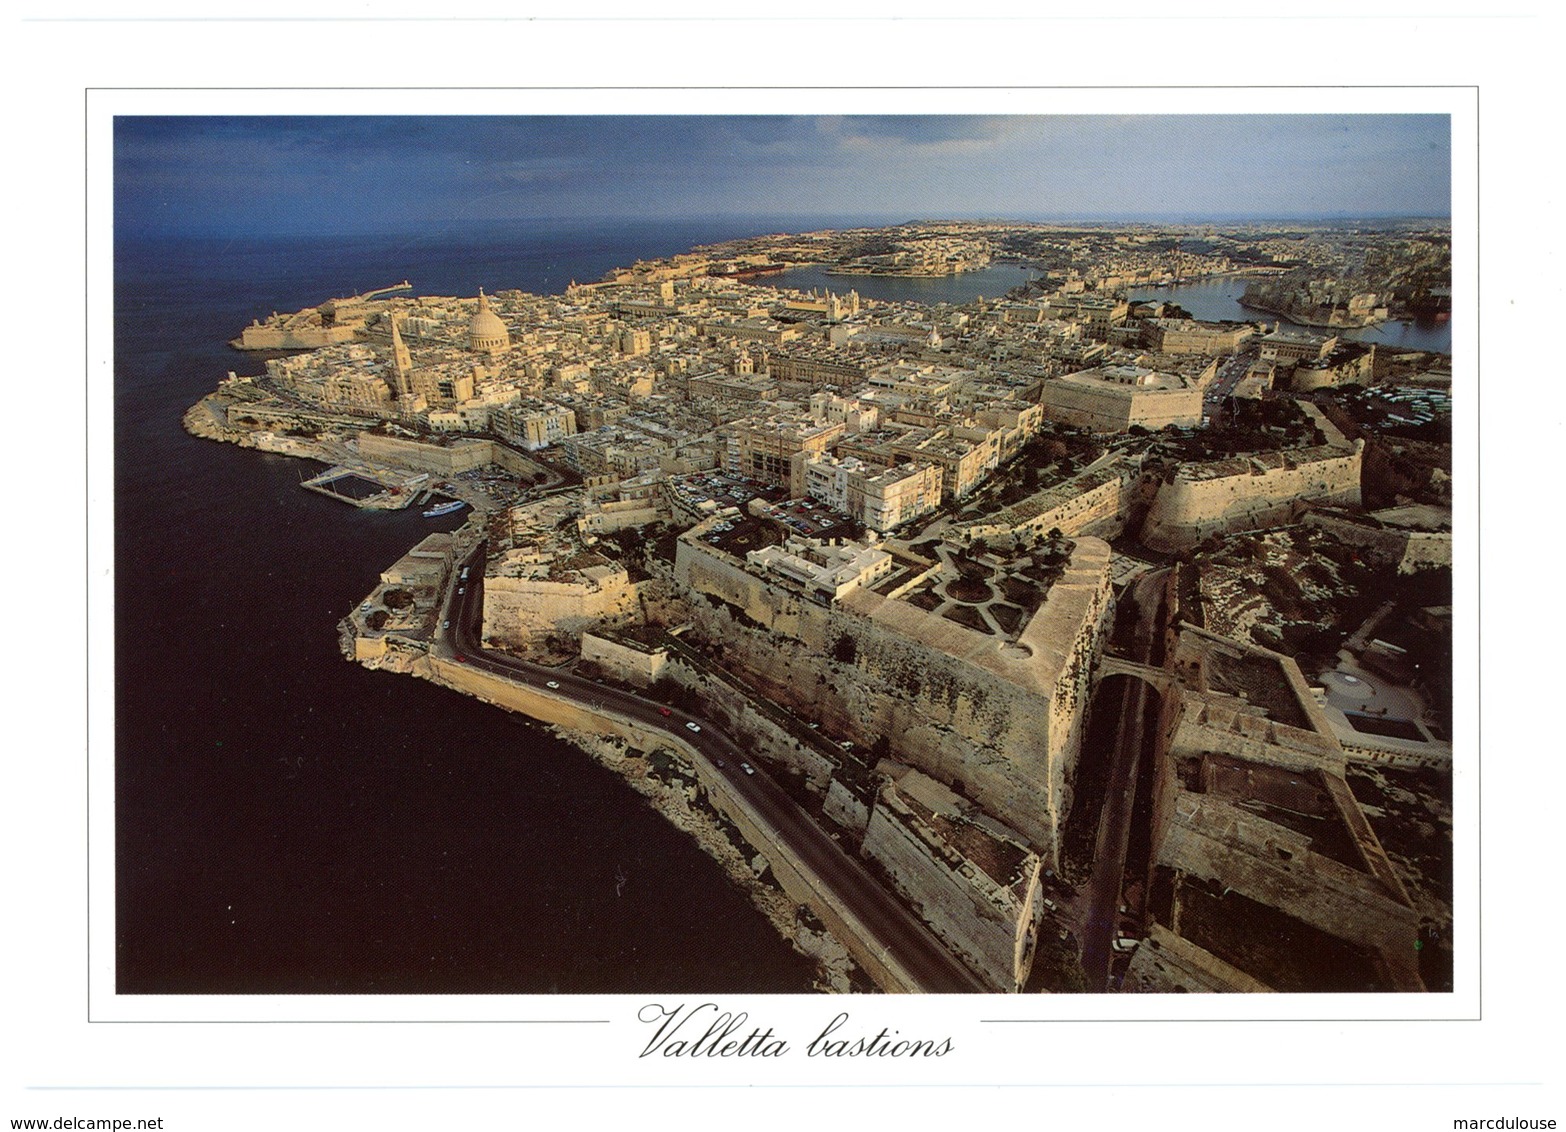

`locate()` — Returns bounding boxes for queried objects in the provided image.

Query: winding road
[437,541,987,994]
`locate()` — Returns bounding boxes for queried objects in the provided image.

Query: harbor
[300,464,464,516]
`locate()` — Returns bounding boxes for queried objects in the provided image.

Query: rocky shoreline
[558,729,861,994]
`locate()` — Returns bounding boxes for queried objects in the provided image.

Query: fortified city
[186,217,1454,995]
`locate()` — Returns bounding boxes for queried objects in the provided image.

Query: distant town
[186,218,1454,994]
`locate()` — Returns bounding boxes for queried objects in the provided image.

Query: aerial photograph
[113,113,1456,997]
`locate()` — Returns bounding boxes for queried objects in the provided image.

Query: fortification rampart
[1156,791,1423,990]
[482,570,638,646]
[957,459,1132,544]
[674,534,1115,861]
[221,397,381,435]
[1336,735,1452,771]
[580,631,668,688]
[660,649,839,787]
[1305,511,1452,574]
[1038,375,1203,433]
[423,655,930,992]
[1122,924,1274,993]
[1140,441,1363,552]
[358,432,495,476]
[860,790,1034,992]
[235,322,360,351]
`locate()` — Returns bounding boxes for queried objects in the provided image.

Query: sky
[114,114,1450,239]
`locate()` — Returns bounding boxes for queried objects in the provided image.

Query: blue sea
[1129,276,1452,355]
[113,219,851,994]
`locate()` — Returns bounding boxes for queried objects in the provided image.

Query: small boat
[423,500,464,518]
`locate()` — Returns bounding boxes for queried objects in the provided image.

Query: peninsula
[186,218,1454,994]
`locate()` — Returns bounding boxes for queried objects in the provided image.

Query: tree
[831,634,857,665]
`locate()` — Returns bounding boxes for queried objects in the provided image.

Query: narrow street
[1078,568,1169,989]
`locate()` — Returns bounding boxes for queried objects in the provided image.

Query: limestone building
[490,401,579,450]
[1141,318,1254,356]
[745,536,896,604]
[1038,364,1204,433]
[803,455,945,534]
[727,414,845,495]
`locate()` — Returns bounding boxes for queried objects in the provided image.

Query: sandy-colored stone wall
[1039,379,1203,433]
[488,443,553,481]
[1156,790,1422,990]
[661,653,838,787]
[1140,442,1363,552]
[580,631,667,687]
[674,534,1116,861]
[1122,924,1274,993]
[1305,512,1452,574]
[482,570,638,646]
[824,780,871,833]
[860,795,1025,992]
[425,656,928,991]
[237,323,359,350]
[358,432,495,476]
[960,461,1130,544]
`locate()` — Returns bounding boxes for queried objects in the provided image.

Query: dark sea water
[1129,276,1453,355]
[113,221,831,994]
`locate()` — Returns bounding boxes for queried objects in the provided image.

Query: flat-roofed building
[746,536,895,604]
[766,347,873,387]
[1038,364,1203,433]
[1040,293,1129,340]
[687,371,780,402]
[728,414,845,494]
[321,370,394,415]
[1258,328,1339,365]
[699,315,803,346]
[803,454,944,533]
[855,461,944,533]
[888,425,1002,499]
[490,401,578,450]
[808,391,882,434]
[1143,318,1255,356]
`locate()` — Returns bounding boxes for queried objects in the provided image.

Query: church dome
[467,290,510,354]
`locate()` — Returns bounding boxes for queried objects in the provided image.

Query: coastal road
[439,543,987,994]
[1204,349,1258,420]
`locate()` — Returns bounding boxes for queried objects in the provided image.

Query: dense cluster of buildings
[197,219,1453,997]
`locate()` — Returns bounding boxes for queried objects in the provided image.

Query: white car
[546,681,560,689]
[685,722,702,733]
[740,762,754,775]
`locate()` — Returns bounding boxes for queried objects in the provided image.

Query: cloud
[115,114,1452,238]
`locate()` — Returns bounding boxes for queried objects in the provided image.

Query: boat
[423,500,465,517]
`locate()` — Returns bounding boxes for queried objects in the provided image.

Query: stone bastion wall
[673,535,1114,863]
[422,654,929,993]
[1140,441,1364,552]
[481,571,640,646]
